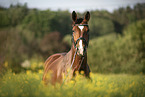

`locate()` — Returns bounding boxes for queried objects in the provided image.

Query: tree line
[0,3,145,73]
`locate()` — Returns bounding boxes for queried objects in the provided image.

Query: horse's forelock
[75,18,84,24]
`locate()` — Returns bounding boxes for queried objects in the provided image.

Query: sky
[0,0,145,12]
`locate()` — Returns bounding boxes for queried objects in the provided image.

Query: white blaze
[78,26,84,31]
[78,26,84,55]
[78,40,84,55]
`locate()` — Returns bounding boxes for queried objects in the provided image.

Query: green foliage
[89,11,114,37]
[88,20,145,74]
[124,19,145,73]
[0,70,144,97]
[0,11,10,27]
[0,4,28,27]
[63,34,72,46]
[22,10,71,38]
[112,3,145,26]
[22,9,52,37]
[49,11,72,36]
[0,3,145,73]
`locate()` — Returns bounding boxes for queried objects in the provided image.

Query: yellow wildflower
[26,70,31,75]
[80,71,84,74]
[38,69,43,74]
[13,73,15,76]
[35,75,40,80]
[25,81,28,84]
[4,62,8,68]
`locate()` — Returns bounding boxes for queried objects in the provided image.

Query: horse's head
[72,11,90,56]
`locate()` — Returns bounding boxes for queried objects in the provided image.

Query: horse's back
[44,53,65,67]
[43,53,67,84]
[44,53,66,71]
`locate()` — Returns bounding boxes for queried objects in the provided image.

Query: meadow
[0,69,144,97]
[0,18,145,97]
[0,3,145,97]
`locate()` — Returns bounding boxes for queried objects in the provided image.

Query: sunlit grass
[0,69,144,97]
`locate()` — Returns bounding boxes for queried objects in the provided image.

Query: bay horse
[42,11,91,85]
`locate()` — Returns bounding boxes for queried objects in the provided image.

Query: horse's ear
[72,11,77,22]
[84,11,90,21]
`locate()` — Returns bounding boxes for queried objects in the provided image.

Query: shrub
[87,20,145,74]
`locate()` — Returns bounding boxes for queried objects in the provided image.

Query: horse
[42,11,91,85]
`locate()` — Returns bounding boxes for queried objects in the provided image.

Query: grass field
[0,70,144,97]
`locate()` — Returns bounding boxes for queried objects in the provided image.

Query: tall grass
[0,70,144,97]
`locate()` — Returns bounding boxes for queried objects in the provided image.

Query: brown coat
[42,11,91,85]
